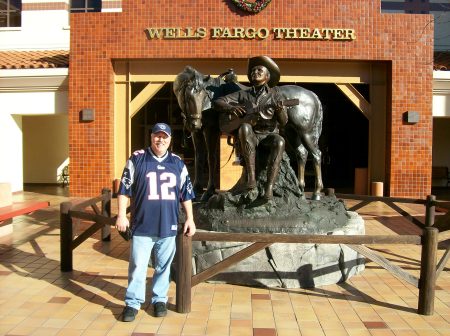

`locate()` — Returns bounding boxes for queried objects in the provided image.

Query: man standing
[214,56,288,200]
[116,122,196,321]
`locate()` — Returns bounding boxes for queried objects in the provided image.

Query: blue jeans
[125,235,176,309]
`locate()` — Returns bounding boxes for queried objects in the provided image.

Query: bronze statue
[173,67,247,201]
[214,56,289,200]
[173,57,324,202]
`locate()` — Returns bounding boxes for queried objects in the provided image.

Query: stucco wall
[0,114,23,192]
[23,115,69,184]
[0,2,70,50]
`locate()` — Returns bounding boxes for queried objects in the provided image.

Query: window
[0,0,21,27]
[71,0,101,13]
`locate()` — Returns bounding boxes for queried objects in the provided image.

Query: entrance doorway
[129,81,196,177]
[114,59,386,195]
[298,83,369,192]
[128,81,370,193]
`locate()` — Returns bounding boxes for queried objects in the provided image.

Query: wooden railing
[60,189,114,272]
[176,192,449,316]
[60,189,450,316]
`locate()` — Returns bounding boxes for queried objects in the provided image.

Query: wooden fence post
[418,226,438,315]
[101,188,112,241]
[60,201,73,272]
[176,233,192,313]
[425,195,436,228]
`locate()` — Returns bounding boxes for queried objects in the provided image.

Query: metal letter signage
[144,27,356,41]
[144,27,207,39]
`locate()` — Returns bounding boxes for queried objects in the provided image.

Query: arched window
[71,0,101,13]
[0,0,21,27]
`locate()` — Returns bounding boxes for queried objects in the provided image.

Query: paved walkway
[0,187,449,336]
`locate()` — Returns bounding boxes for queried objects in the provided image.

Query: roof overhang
[0,68,68,92]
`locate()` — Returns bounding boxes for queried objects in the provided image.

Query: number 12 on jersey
[147,171,177,200]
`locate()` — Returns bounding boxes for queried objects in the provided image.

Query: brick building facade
[69,0,434,198]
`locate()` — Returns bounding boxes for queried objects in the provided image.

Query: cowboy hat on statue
[247,55,281,88]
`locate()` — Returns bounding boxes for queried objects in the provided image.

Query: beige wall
[432,117,450,187]
[23,115,69,183]
[0,68,68,191]
[0,114,23,192]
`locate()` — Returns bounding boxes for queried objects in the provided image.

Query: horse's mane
[175,66,250,117]
[173,66,204,96]
[173,66,206,114]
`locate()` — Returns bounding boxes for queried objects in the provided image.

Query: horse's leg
[296,142,308,199]
[286,128,307,199]
[192,130,207,196]
[301,133,323,200]
[200,126,220,202]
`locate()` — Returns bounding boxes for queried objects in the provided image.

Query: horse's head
[173,66,210,132]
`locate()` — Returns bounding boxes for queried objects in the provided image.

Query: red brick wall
[69,0,433,197]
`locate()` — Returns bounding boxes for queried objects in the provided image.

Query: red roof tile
[0,50,69,69]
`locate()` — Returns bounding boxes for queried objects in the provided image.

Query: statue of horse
[173,66,247,201]
[173,66,324,201]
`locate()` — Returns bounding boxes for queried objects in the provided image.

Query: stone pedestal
[371,182,384,196]
[192,195,366,288]
[192,212,364,288]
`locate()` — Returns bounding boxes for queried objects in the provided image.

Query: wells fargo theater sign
[145,27,356,41]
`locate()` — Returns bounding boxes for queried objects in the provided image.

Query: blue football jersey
[118,148,195,238]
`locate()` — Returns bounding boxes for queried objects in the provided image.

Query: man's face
[151,131,171,157]
[250,65,270,87]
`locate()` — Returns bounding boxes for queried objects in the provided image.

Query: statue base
[187,152,365,288]
[191,194,366,288]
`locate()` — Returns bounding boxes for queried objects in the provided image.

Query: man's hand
[229,105,246,118]
[115,214,130,232]
[183,218,196,237]
[275,101,284,113]
[274,101,288,127]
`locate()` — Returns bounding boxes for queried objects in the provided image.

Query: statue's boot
[229,166,253,194]
[264,164,280,200]
[242,150,256,190]
[246,161,257,190]
[239,124,257,190]
[264,143,284,200]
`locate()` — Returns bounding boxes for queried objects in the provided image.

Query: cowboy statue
[214,56,289,201]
